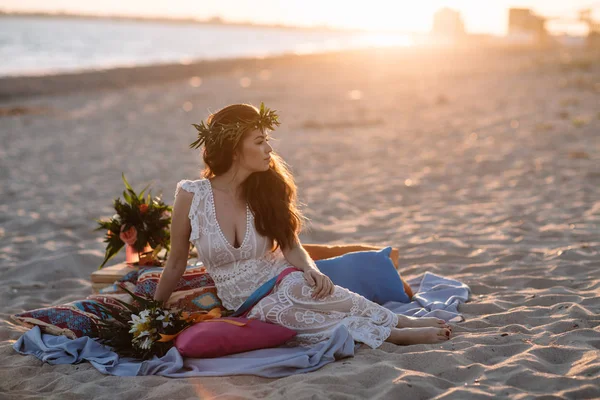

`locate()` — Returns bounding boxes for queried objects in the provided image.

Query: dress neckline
[207,179,250,250]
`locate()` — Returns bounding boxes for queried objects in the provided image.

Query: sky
[0,0,597,35]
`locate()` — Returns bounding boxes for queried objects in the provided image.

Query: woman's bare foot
[396,314,450,330]
[386,327,452,345]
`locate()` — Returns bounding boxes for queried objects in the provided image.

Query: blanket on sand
[13,272,470,378]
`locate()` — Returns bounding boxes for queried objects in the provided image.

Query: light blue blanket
[13,272,470,377]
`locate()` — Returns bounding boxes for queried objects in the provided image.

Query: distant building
[431,8,466,40]
[508,8,548,45]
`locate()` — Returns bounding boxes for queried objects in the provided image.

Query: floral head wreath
[189,102,280,150]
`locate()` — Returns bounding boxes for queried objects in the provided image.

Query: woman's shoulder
[174,178,210,198]
[173,179,209,243]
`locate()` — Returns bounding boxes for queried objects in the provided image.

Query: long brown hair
[199,103,304,252]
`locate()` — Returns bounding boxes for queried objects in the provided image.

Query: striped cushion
[10,295,129,339]
[134,265,225,313]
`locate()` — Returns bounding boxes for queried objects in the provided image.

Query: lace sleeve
[175,179,202,242]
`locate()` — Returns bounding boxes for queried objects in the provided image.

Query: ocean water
[0,16,412,77]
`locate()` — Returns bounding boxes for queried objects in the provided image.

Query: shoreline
[0,45,573,101]
[0,53,290,101]
[0,12,373,34]
[0,49,396,101]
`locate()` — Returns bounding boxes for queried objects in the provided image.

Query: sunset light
[2,0,600,398]
[1,0,597,35]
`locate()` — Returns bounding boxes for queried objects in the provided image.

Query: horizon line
[0,9,425,35]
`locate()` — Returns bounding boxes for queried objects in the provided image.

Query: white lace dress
[175,179,399,348]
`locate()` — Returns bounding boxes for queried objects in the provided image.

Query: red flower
[139,204,149,215]
[119,225,138,246]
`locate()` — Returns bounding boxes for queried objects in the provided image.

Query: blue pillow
[315,246,410,304]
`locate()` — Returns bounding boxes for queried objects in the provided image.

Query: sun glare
[358,33,415,47]
[319,1,438,32]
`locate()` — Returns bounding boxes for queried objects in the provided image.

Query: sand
[1,45,599,399]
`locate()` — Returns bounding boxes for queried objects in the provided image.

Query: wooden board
[91,258,202,293]
[91,263,139,284]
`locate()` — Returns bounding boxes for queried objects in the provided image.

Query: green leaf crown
[189,102,280,150]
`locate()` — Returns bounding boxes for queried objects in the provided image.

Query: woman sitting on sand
[154,103,452,348]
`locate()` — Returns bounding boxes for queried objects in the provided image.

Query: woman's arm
[153,190,193,303]
[282,238,334,299]
[281,237,318,273]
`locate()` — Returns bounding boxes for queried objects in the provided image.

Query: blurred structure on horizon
[507,5,600,48]
[430,8,465,45]
[508,8,548,46]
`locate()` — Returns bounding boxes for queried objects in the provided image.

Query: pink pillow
[174,317,296,358]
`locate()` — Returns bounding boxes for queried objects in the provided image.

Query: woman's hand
[303,268,335,299]
[280,239,334,299]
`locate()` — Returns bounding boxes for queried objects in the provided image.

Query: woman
[154,103,452,348]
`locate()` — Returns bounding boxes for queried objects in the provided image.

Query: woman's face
[235,128,273,172]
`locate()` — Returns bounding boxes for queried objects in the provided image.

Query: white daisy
[137,330,150,338]
[128,313,146,334]
[156,310,174,328]
[139,336,153,350]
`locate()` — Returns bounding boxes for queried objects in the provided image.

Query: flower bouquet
[95,285,229,360]
[95,173,172,269]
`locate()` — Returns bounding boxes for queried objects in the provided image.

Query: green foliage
[94,284,191,360]
[95,173,172,269]
[190,102,281,150]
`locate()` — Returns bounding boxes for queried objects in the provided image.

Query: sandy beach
[1,45,599,399]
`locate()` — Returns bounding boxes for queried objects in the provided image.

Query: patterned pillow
[10,295,130,339]
[166,287,223,312]
[11,265,224,340]
[95,268,145,295]
[135,265,225,313]
[97,281,136,295]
